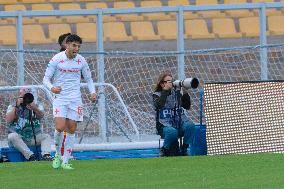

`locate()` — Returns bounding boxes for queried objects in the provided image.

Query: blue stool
[189,125,207,156]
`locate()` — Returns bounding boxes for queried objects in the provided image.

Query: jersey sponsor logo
[59,68,80,73]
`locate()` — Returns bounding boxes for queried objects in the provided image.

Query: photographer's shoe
[28,154,36,161]
[52,154,61,169]
[180,144,189,156]
[42,154,52,161]
[160,147,170,157]
[61,163,74,170]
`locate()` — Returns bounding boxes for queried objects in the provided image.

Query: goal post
[0,83,140,149]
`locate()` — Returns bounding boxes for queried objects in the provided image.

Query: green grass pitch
[0,153,283,189]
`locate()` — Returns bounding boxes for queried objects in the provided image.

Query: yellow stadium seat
[0,0,17,4]
[21,0,46,3]
[113,2,143,21]
[85,2,108,9]
[252,0,282,16]
[140,1,172,21]
[268,16,284,36]
[49,0,73,2]
[23,25,52,44]
[224,0,254,17]
[184,19,215,39]
[168,0,198,19]
[239,17,260,37]
[4,5,36,24]
[157,21,177,40]
[130,21,160,40]
[104,22,133,41]
[168,0,190,6]
[48,24,72,42]
[76,23,97,42]
[58,3,89,23]
[31,4,62,24]
[212,18,242,38]
[4,4,26,11]
[85,2,116,22]
[31,3,54,10]
[195,0,226,18]
[0,26,16,45]
[0,19,9,25]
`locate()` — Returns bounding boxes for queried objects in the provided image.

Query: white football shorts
[53,99,83,122]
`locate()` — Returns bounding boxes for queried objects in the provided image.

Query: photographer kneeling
[153,72,197,157]
[5,88,52,161]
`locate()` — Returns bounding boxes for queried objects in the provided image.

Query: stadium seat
[31,4,61,24]
[184,19,215,39]
[76,23,97,42]
[0,26,16,45]
[168,0,190,6]
[168,0,199,19]
[85,2,108,9]
[0,0,17,4]
[251,0,282,16]
[130,21,160,40]
[48,24,72,42]
[21,0,46,3]
[212,18,242,38]
[157,21,177,40]
[239,17,260,37]
[268,16,284,36]
[113,2,143,21]
[23,25,52,44]
[195,0,226,18]
[4,4,26,11]
[224,0,255,17]
[58,3,89,23]
[31,3,54,10]
[85,2,116,22]
[103,22,133,41]
[140,1,172,21]
[49,0,74,2]
[4,5,35,24]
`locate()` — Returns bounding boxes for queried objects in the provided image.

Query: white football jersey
[43,51,95,101]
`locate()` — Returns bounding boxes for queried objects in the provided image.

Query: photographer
[5,88,52,161]
[153,72,196,156]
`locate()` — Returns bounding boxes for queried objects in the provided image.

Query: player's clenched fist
[51,86,62,94]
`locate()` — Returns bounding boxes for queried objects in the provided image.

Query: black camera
[21,92,34,106]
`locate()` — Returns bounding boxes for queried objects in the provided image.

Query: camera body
[20,92,34,107]
[173,78,199,90]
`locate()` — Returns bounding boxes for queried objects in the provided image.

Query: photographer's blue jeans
[162,121,195,149]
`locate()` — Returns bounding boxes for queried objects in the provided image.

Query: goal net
[0,44,284,150]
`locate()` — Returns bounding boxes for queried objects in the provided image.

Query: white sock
[54,130,63,156]
[62,133,75,164]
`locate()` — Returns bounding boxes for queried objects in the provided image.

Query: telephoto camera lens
[173,78,199,90]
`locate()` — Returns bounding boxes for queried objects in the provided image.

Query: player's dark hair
[58,33,71,52]
[65,34,82,44]
[58,33,71,46]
